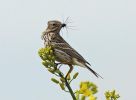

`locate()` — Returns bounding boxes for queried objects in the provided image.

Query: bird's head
[41,20,66,40]
[46,20,66,33]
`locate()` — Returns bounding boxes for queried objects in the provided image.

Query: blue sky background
[0,0,136,100]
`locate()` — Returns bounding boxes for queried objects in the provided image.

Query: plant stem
[64,78,76,100]
[59,73,76,100]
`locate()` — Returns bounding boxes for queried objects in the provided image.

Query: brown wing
[51,35,90,65]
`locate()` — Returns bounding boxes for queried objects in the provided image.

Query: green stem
[64,78,76,100]
[59,73,76,100]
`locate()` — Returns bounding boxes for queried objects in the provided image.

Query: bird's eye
[52,23,56,26]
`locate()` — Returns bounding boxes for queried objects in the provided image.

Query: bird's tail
[85,65,103,79]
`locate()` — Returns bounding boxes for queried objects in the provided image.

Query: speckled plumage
[42,20,102,78]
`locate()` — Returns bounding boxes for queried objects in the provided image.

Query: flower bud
[59,83,65,90]
[73,72,79,79]
[48,68,55,74]
[51,78,59,84]
[67,74,71,80]
[55,69,61,74]
[42,61,48,67]
[60,78,65,83]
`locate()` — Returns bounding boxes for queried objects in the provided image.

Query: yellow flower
[76,81,98,99]
[79,82,92,96]
[83,89,92,96]
[89,95,96,100]
[80,83,88,92]
[105,90,120,100]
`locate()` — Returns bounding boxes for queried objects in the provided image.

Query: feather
[85,65,103,79]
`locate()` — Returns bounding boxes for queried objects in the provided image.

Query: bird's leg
[65,64,73,79]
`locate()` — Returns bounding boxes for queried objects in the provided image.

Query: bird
[41,20,102,78]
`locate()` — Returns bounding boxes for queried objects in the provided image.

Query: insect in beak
[61,23,66,28]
